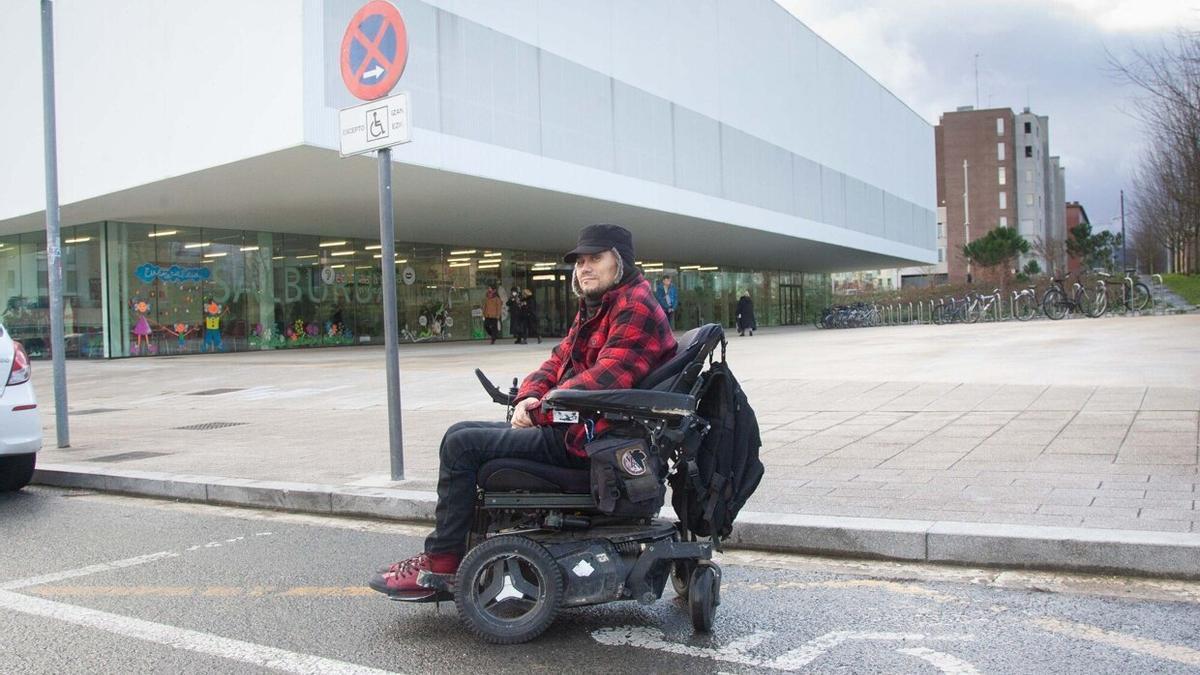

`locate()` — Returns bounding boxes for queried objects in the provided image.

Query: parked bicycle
[966,288,1003,323]
[933,295,970,324]
[1095,270,1151,315]
[1011,286,1037,321]
[815,302,880,329]
[1042,272,1105,320]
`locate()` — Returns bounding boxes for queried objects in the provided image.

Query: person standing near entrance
[736,290,757,337]
[482,285,502,344]
[522,288,541,344]
[655,274,678,328]
[507,285,527,344]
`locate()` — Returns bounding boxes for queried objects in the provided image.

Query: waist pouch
[584,436,664,517]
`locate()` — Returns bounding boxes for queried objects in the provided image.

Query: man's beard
[577,276,616,301]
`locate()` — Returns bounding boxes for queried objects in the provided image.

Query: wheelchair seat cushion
[477,458,591,494]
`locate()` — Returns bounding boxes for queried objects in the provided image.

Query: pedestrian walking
[482,285,502,344]
[736,291,756,337]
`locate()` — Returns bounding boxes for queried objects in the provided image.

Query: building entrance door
[780,283,803,325]
[530,268,573,337]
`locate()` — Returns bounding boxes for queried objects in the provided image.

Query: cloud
[774,0,1191,226]
[1046,0,1199,33]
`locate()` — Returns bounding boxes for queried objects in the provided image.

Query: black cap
[563,223,635,264]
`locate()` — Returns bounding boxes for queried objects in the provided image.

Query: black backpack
[670,360,764,540]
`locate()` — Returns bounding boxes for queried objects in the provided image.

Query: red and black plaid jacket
[516,273,677,458]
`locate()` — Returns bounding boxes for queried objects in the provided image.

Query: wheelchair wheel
[688,564,720,633]
[671,560,695,598]
[455,535,563,645]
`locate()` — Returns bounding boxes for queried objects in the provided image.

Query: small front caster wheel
[688,563,720,633]
[455,536,563,644]
[671,560,695,598]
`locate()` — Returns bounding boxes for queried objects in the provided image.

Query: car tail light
[8,341,30,386]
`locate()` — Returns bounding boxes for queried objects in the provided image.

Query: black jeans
[483,318,500,340]
[424,421,584,556]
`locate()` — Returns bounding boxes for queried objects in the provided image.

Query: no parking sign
[340,0,408,101]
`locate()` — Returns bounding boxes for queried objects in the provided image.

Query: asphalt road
[3,487,1200,674]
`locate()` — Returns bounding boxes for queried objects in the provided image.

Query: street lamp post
[1120,189,1127,272]
[963,159,971,281]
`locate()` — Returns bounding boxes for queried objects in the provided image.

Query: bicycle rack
[1151,274,1164,315]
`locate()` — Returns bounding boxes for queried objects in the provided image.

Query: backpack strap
[594,464,619,513]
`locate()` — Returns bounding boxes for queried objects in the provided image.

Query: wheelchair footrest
[385,588,453,604]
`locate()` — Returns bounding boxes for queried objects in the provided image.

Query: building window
[1026,193,1034,206]
[997,143,1006,161]
[1026,170,1033,183]
[1000,216,1008,227]
[996,118,1005,135]
[938,222,945,238]
[999,192,1007,209]
[998,167,1006,185]
[1024,121,1032,134]
[1024,145,1033,158]
[938,248,945,263]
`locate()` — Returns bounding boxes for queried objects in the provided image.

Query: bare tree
[1110,31,1200,274]
[1031,236,1067,277]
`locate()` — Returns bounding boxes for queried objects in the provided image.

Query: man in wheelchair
[370,224,678,599]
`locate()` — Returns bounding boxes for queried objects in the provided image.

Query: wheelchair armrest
[542,388,697,422]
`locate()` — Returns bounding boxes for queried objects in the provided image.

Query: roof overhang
[0,145,930,273]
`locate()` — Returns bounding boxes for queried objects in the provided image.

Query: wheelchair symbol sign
[366,105,389,142]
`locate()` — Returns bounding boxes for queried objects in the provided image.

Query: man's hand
[511,397,541,428]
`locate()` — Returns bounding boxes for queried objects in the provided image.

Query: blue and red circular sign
[340,0,409,101]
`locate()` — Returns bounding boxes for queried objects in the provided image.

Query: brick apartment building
[936,107,1017,283]
[931,106,1067,284]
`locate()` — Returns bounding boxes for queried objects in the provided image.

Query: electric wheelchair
[393,323,728,644]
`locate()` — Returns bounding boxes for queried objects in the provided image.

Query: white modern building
[0,0,935,358]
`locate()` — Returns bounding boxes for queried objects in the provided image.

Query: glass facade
[0,221,830,358]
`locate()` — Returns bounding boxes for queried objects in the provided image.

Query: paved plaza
[30,313,1200,536]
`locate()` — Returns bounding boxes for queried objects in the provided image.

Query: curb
[34,463,1200,579]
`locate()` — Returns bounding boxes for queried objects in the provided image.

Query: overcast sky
[777,0,1199,232]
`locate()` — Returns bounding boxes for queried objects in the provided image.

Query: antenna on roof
[974,53,980,108]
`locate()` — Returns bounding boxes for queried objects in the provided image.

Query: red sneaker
[369,552,460,598]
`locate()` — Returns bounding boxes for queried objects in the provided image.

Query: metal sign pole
[378,147,404,480]
[40,0,70,448]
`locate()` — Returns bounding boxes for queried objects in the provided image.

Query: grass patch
[1162,274,1200,305]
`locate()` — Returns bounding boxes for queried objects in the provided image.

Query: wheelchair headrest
[638,323,725,393]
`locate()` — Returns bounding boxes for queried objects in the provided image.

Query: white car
[0,322,40,491]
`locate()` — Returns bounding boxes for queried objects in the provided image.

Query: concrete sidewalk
[28,314,1200,577]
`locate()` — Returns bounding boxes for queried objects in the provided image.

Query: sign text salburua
[338,0,411,480]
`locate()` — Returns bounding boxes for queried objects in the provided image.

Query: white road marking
[723,631,775,655]
[591,626,974,671]
[767,631,975,671]
[592,625,772,667]
[2,533,273,590]
[0,589,399,675]
[897,647,981,674]
[0,552,179,591]
[1032,617,1200,667]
